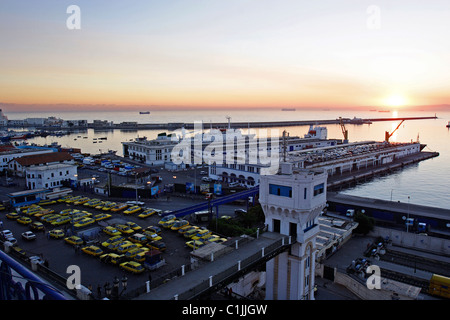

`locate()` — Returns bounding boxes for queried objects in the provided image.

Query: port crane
[385,120,405,142]
[339,117,349,143]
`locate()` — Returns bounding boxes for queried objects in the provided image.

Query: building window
[269,184,292,197]
[313,183,324,196]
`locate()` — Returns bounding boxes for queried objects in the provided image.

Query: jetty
[2,116,437,131]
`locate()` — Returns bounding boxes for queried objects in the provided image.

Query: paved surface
[0,182,248,300]
[135,232,287,300]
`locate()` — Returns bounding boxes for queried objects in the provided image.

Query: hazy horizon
[2,1,450,111]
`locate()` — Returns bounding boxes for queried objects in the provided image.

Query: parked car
[21,231,36,241]
[119,261,145,274]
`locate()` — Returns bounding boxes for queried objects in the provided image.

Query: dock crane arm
[385,120,405,142]
[339,117,348,142]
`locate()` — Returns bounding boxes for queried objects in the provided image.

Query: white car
[5,236,17,245]
[1,230,13,238]
[126,200,145,206]
[22,231,36,241]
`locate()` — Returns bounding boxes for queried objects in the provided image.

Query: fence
[122,230,292,300]
[0,247,68,300]
[123,230,291,300]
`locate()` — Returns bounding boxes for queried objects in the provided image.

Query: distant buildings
[0,109,8,126]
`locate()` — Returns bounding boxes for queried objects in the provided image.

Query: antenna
[226,116,231,129]
[282,130,288,162]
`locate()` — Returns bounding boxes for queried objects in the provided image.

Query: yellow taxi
[73,197,90,205]
[186,240,206,249]
[138,208,156,219]
[178,225,198,236]
[116,242,140,254]
[123,206,142,215]
[119,261,145,274]
[115,224,134,235]
[57,195,73,203]
[125,247,149,259]
[64,236,84,246]
[93,213,111,221]
[73,217,95,229]
[125,221,142,232]
[51,216,72,226]
[158,214,176,227]
[191,229,212,240]
[81,245,103,257]
[6,212,19,220]
[171,220,189,231]
[103,226,121,237]
[147,240,166,252]
[145,226,162,235]
[128,233,148,245]
[38,199,56,206]
[142,231,162,242]
[101,202,117,211]
[110,203,128,212]
[48,229,65,239]
[17,216,32,225]
[99,253,127,265]
[101,235,125,248]
[31,222,45,232]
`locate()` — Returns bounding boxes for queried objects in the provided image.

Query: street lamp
[121,276,128,291]
[104,282,112,298]
[407,196,410,233]
[113,276,120,298]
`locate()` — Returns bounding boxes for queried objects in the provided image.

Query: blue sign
[214,184,222,195]
[151,186,159,196]
[186,182,195,193]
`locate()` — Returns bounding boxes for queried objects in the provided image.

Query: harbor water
[5,108,450,209]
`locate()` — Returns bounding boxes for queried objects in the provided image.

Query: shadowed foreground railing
[0,249,67,300]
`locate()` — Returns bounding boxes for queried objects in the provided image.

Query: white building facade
[26,164,77,190]
[122,134,178,166]
[259,163,327,300]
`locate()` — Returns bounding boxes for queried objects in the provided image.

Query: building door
[289,222,297,240]
[273,219,280,233]
[323,265,335,281]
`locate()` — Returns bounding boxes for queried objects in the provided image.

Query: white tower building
[259,163,327,300]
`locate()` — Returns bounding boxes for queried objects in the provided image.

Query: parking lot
[0,190,246,299]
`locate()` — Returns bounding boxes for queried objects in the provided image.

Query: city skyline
[1,1,450,111]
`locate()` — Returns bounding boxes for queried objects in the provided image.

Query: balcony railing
[0,249,67,300]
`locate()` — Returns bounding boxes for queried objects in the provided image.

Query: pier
[326,151,440,191]
[4,115,438,131]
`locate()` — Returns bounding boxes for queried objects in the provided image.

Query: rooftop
[12,152,73,166]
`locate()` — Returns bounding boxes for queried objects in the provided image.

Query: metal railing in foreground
[0,249,67,300]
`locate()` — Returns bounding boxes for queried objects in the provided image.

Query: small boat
[139,111,150,114]
[447,121,450,128]
[281,108,296,111]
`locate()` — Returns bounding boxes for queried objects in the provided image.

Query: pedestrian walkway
[134,232,289,300]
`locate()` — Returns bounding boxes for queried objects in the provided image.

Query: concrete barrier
[370,227,450,256]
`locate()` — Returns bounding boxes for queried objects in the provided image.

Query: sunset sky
[1,1,450,111]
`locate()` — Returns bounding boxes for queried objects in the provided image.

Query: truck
[346,209,355,217]
[83,158,95,165]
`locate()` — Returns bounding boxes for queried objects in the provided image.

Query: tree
[353,211,375,235]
